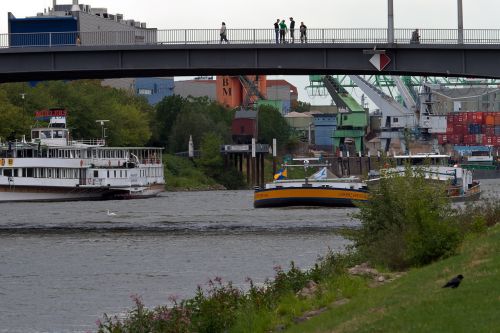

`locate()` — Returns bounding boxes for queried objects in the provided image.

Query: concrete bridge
[1,28,500,82]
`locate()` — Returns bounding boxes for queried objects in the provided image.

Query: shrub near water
[351,165,460,270]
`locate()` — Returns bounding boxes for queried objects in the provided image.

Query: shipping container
[482,136,495,145]
[475,112,484,124]
[438,134,448,145]
[483,125,495,136]
[484,113,495,125]
[450,134,463,144]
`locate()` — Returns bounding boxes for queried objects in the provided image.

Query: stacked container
[438,111,500,146]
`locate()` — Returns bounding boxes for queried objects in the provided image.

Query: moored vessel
[254,158,369,208]
[0,109,165,202]
[368,153,481,202]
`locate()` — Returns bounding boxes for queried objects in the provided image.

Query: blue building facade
[135,78,174,105]
[9,15,78,47]
[313,114,337,147]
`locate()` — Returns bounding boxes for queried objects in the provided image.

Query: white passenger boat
[0,113,165,202]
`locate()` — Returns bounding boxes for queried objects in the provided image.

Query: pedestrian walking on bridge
[300,22,307,43]
[220,22,229,44]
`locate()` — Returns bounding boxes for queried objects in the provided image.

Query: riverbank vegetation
[96,171,500,333]
[1,81,296,190]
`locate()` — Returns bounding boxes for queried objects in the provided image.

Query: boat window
[393,117,399,123]
[93,170,98,178]
[27,168,34,178]
[107,171,110,178]
[120,170,122,178]
[32,131,39,139]
[114,170,117,178]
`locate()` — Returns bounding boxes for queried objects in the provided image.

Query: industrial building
[174,78,217,100]
[102,77,174,105]
[8,0,156,46]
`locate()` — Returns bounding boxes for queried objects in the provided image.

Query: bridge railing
[2,28,500,48]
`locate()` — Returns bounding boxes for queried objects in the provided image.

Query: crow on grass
[442,274,464,289]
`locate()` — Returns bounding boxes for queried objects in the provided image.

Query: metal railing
[2,28,500,48]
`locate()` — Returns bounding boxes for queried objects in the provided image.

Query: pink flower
[167,294,179,303]
[95,319,102,327]
[130,293,143,306]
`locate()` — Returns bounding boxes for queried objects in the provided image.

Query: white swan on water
[107,210,117,216]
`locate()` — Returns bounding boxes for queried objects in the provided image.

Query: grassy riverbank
[286,223,500,333]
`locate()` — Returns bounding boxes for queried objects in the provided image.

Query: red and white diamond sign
[369,54,391,71]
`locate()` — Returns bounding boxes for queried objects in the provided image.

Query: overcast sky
[1,0,499,104]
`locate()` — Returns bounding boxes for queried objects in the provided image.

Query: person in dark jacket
[289,17,296,43]
[279,20,288,44]
[299,22,307,43]
[220,22,229,44]
[410,29,420,44]
[274,19,280,44]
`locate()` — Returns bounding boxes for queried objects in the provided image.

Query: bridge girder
[1,44,500,83]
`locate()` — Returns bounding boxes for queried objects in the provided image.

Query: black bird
[442,274,464,289]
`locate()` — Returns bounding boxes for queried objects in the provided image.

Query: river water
[1,179,498,333]
[0,190,357,333]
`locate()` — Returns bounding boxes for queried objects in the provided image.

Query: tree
[0,80,152,146]
[351,166,460,269]
[0,90,31,140]
[150,95,186,148]
[294,101,311,113]
[197,132,245,189]
[257,104,291,148]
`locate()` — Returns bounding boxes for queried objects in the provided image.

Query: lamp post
[388,0,394,44]
[96,120,109,145]
[457,0,464,44]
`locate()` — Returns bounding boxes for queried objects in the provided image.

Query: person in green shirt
[279,20,288,44]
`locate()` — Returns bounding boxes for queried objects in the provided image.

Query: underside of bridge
[1,44,500,83]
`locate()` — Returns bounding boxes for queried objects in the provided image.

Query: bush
[351,165,461,270]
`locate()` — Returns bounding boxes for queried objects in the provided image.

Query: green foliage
[197,133,246,189]
[0,89,31,140]
[187,279,242,333]
[96,251,360,333]
[150,95,186,148]
[352,166,460,269]
[0,81,152,146]
[163,96,232,153]
[257,104,291,148]
[287,224,500,333]
[163,154,217,190]
[294,101,311,113]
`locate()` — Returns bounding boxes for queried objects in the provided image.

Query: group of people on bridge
[274,18,307,44]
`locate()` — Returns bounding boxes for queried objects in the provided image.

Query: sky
[1,0,499,105]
